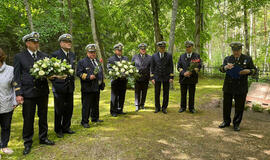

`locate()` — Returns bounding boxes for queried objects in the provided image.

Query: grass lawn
[3,77,270,160]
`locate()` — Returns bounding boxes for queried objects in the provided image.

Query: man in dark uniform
[132,43,152,112]
[50,34,75,138]
[150,41,174,114]
[219,42,257,131]
[107,43,128,117]
[177,41,202,113]
[77,44,105,128]
[13,32,54,155]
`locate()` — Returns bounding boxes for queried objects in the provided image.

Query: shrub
[252,103,264,113]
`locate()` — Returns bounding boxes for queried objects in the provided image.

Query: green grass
[3,77,270,160]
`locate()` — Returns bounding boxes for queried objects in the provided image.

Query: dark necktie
[92,59,96,67]
[66,52,70,63]
[33,52,37,61]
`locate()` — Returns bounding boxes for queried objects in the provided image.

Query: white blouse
[0,63,17,113]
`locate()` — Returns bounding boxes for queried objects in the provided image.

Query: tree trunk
[253,12,257,60]
[207,41,212,67]
[264,6,268,43]
[168,0,178,55]
[59,0,65,22]
[23,0,34,31]
[263,32,270,72]
[151,0,163,50]
[85,0,106,71]
[67,0,72,35]
[249,9,253,57]
[87,0,105,71]
[67,0,75,52]
[195,0,201,54]
[243,0,250,55]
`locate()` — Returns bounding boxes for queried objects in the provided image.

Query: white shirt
[117,55,122,59]
[159,52,164,58]
[187,52,192,58]
[27,49,37,58]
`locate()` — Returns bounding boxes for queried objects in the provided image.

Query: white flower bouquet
[108,60,140,81]
[30,57,74,79]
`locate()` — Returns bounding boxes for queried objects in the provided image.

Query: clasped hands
[183,68,199,77]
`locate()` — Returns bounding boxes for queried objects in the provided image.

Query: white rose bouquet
[108,60,140,81]
[30,57,52,79]
[50,57,74,77]
[30,57,74,79]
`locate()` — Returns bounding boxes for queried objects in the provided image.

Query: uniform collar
[61,48,69,56]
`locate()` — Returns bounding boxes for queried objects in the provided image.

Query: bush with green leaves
[251,103,264,113]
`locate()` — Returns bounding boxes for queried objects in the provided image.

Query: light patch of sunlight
[157,139,176,147]
[246,157,258,160]
[202,127,224,135]
[74,94,81,99]
[220,153,230,158]
[87,137,98,141]
[171,153,190,160]
[197,85,222,89]
[99,127,117,132]
[157,139,169,145]
[130,115,143,119]
[212,121,222,126]
[161,150,171,155]
[222,137,240,144]
[100,137,112,141]
[248,133,264,139]
[263,150,270,155]
[179,124,193,130]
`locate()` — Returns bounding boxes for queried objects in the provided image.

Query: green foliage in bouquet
[30,57,74,79]
[187,59,200,71]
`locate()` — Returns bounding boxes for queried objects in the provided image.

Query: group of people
[0,31,257,156]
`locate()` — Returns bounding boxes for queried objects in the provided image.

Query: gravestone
[246,82,270,107]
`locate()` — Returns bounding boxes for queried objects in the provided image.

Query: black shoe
[81,123,90,128]
[63,129,75,134]
[162,109,167,114]
[92,119,104,123]
[233,125,240,131]
[56,132,64,138]
[40,139,55,145]
[111,113,118,117]
[189,109,196,114]
[154,110,160,113]
[23,146,31,155]
[178,108,186,113]
[141,106,145,109]
[218,122,230,128]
